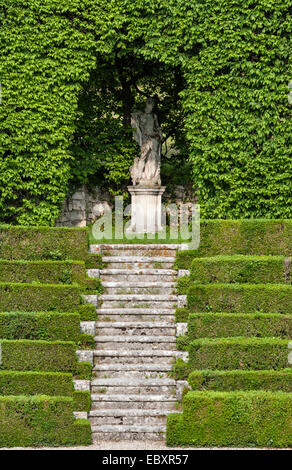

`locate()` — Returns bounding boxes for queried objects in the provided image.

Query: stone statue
[130,97,163,186]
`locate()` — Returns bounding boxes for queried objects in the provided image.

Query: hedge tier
[73,390,91,412]
[188,370,292,392]
[0,283,81,312]
[167,391,292,447]
[185,313,292,341]
[0,226,88,260]
[0,312,81,341]
[190,256,288,284]
[187,284,292,314]
[187,337,291,370]
[0,396,91,447]
[0,371,73,396]
[0,340,77,372]
[175,221,292,269]
[0,259,85,285]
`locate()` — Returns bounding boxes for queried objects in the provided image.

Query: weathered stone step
[94,336,176,350]
[102,281,175,295]
[89,409,174,426]
[101,257,175,269]
[91,378,175,394]
[91,378,175,386]
[93,349,187,365]
[91,424,166,433]
[92,430,165,442]
[97,308,175,315]
[93,363,173,372]
[96,322,175,336]
[98,314,175,322]
[100,268,177,283]
[100,294,177,309]
[91,394,176,402]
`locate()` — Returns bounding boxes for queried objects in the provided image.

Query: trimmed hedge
[73,390,91,412]
[175,221,292,269]
[0,259,84,285]
[190,256,288,284]
[0,312,81,342]
[185,313,292,340]
[0,371,73,396]
[188,337,291,370]
[0,396,91,447]
[79,304,97,321]
[188,370,292,392]
[85,253,103,269]
[74,362,92,380]
[187,284,292,314]
[0,226,88,260]
[0,340,77,372]
[0,283,81,312]
[166,391,292,447]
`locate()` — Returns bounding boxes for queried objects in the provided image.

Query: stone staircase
[85,244,186,442]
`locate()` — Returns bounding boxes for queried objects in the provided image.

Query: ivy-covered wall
[0,0,290,224]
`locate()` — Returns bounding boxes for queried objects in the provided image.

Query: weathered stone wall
[55,185,196,227]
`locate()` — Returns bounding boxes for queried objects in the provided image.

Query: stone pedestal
[127,186,166,233]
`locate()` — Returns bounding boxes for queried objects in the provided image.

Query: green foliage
[0,312,80,342]
[73,390,91,412]
[175,220,292,269]
[187,337,290,370]
[190,256,288,284]
[78,304,97,321]
[0,339,77,372]
[185,313,292,341]
[0,396,91,447]
[187,283,292,314]
[0,226,88,260]
[188,370,292,392]
[74,362,92,380]
[167,391,292,447]
[0,283,81,312]
[0,371,73,396]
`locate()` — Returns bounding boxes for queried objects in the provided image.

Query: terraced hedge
[0,371,73,396]
[0,340,77,372]
[190,256,288,284]
[183,313,292,340]
[187,284,292,314]
[188,337,291,370]
[0,260,84,284]
[0,312,81,342]
[188,370,292,392]
[167,391,292,448]
[175,220,292,268]
[0,226,88,260]
[0,283,81,312]
[0,396,91,447]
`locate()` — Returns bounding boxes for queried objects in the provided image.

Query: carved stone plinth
[127,186,165,233]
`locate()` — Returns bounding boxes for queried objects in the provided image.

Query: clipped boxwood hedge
[175,221,292,270]
[0,312,81,342]
[0,371,73,396]
[187,284,292,314]
[0,283,81,312]
[187,337,291,371]
[78,304,97,321]
[73,390,91,412]
[0,226,88,261]
[0,340,77,372]
[0,395,91,447]
[185,313,292,341]
[167,391,292,447]
[190,256,288,284]
[0,259,84,285]
[188,370,292,392]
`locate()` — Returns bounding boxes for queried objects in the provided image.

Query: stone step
[93,363,173,379]
[98,314,175,322]
[93,349,187,365]
[100,268,177,282]
[102,281,175,295]
[97,307,175,323]
[92,430,166,442]
[99,294,177,309]
[101,257,175,269]
[96,321,175,336]
[91,377,176,394]
[94,336,176,350]
[89,409,174,426]
[102,248,177,257]
[91,424,166,433]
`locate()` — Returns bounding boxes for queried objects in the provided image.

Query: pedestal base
[127,186,166,233]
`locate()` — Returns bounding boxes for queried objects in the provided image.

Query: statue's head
[145,97,155,114]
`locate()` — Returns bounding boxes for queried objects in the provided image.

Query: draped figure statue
[130,97,163,186]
